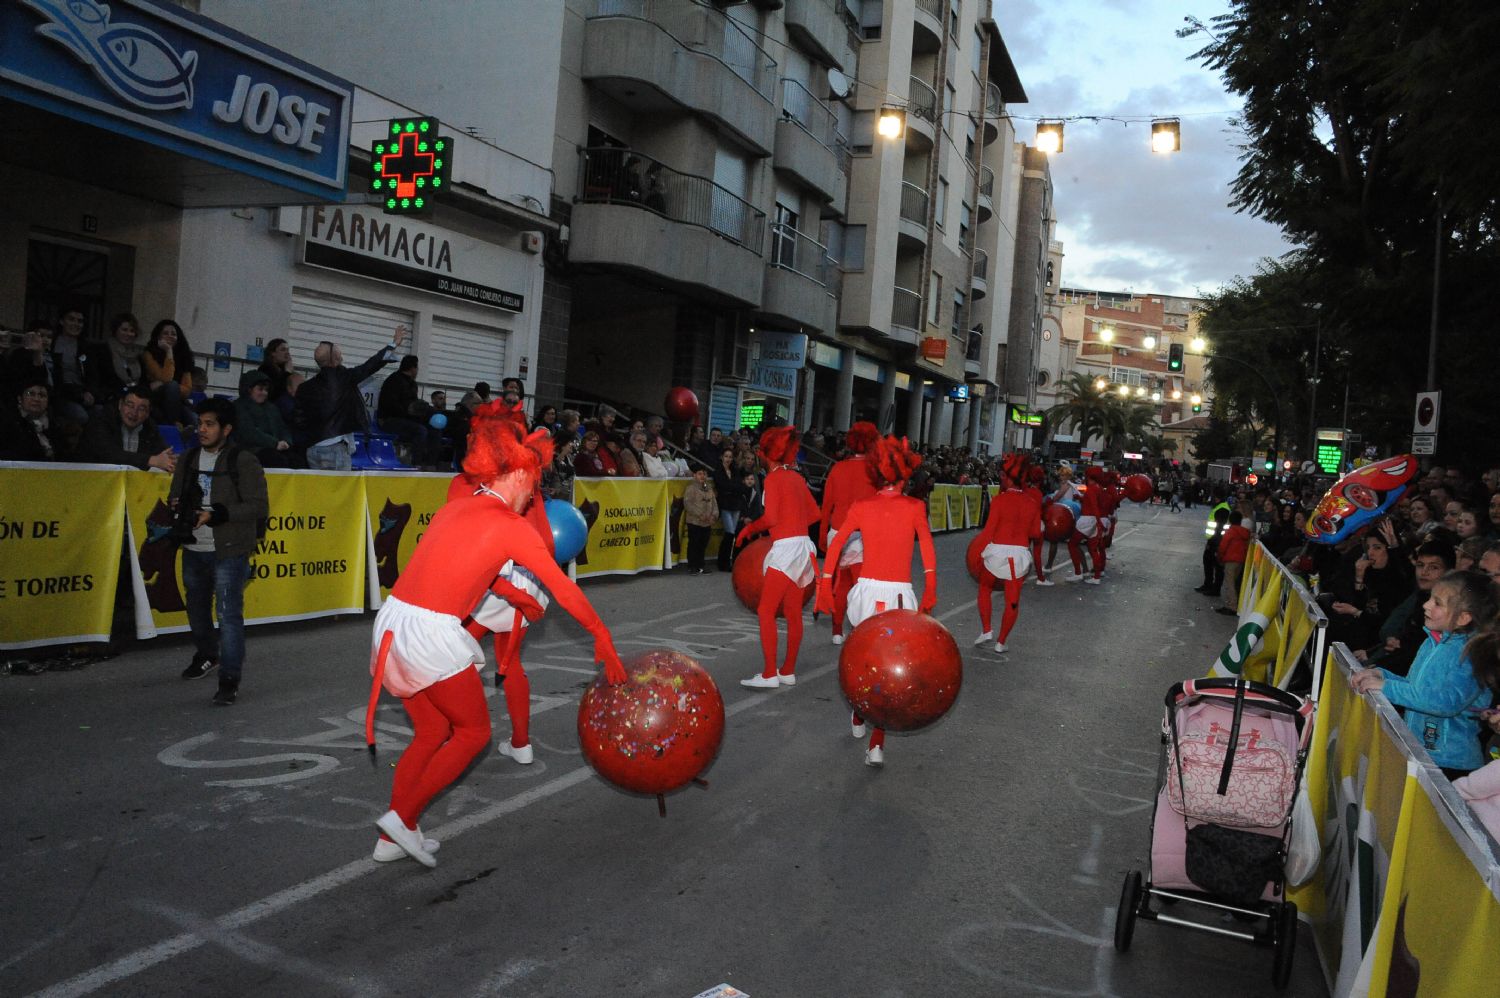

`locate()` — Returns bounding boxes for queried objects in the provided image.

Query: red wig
[758,425,801,466]
[1026,465,1046,486]
[844,421,879,456]
[1084,465,1106,484]
[1000,452,1031,488]
[868,435,922,487]
[463,399,553,484]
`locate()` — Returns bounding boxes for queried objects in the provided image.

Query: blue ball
[428,412,448,430]
[1063,499,1082,521]
[545,499,589,564]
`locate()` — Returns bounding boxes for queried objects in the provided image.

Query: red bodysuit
[975,488,1042,646]
[739,465,820,683]
[818,456,878,638]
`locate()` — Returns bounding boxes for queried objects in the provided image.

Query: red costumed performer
[444,400,556,766]
[818,421,879,645]
[973,453,1042,653]
[1073,467,1107,584]
[1101,470,1123,553]
[816,435,936,766]
[1050,464,1085,580]
[366,416,625,867]
[1025,465,1054,587]
[736,426,821,689]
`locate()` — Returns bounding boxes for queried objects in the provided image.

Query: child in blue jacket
[1351,570,1497,778]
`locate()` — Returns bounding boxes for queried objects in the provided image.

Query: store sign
[751,330,807,370]
[370,116,451,215]
[920,337,948,362]
[1007,404,1043,427]
[744,361,798,398]
[302,205,524,312]
[1,0,351,197]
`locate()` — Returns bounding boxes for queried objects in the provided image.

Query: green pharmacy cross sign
[371,117,450,215]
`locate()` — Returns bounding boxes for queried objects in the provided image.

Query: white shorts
[371,595,483,699]
[827,527,864,569]
[981,543,1033,581]
[846,577,917,629]
[1075,515,1100,537]
[470,561,551,633]
[764,535,817,588]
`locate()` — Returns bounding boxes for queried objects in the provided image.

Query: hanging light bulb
[1035,120,1064,154]
[877,106,905,139]
[1151,118,1181,154]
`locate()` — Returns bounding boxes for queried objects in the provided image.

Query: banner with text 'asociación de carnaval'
[0,463,124,648]
[572,478,670,578]
[926,486,950,532]
[363,473,454,605]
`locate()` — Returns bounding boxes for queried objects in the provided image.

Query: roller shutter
[288,289,414,413]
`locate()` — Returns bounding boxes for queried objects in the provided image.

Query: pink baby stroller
[1114,677,1314,989]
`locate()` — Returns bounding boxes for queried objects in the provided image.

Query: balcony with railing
[897,181,929,248]
[763,223,837,331]
[982,83,1003,144]
[913,0,943,50]
[971,249,989,300]
[977,164,995,222]
[585,0,778,154]
[784,0,855,71]
[572,147,767,306]
[890,286,922,346]
[906,75,937,149]
[965,329,983,376]
[775,78,848,213]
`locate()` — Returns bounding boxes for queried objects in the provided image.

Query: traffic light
[1264,449,1277,472]
[1191,400,1202,413]
[1168,343,1184,372]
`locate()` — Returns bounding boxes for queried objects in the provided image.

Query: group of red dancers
[365,405,1128,866]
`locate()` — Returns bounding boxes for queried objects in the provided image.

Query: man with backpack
[169,398,268,705]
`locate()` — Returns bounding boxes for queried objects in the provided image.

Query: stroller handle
[1167,678,1312,719]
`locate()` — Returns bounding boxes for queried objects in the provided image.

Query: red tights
[1066,534,1087,576]
[831,562,859,636]
[758,569,804,679]
[1089,536,1107,578]
[494,629,530,749]
[977,576,1024,643]
[388,668,492,829]
[1031,539,1047,582]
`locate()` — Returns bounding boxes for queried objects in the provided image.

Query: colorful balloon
[1042,503,1075,542]
[428,412,448,430]
[966,532,991,583]
[577,650,725,797]
[546,499,589,564]
[731,536,813,611]
[664,387,700,424]
[1123,474,1153,503]
[1304,454,1418,544]
[839,610,962,732]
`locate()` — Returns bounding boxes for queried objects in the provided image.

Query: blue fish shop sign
[0,0,350,198]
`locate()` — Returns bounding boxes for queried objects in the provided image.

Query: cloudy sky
[992,0,1293,298]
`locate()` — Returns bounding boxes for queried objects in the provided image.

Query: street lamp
[1094,377,1107,391]
[1150,118,1181,154]
[877,106,905,139]
[1099,325,1115,343]
[1118,385,1131,398]
[1190,336,1206,352]
[1151,390,1162,402]
[1135,386,1147,398]
[1142,334,1157,350]
[1171,389,1182,400]
[1035,121,1064,154]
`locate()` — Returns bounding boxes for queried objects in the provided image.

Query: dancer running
[1025,465,1054,587]
[366,415,625,867]
[1073,467,1107,584]
[973,453,1042,653]
[816,435,936,766]
[818,421,879,645]
[736,426,821,689]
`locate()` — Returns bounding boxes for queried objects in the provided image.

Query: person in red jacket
[366,413,625,867]
[1025,466,1055,587]
[973,453,1042,653]
[816,435,936,766]
[1216,510,1253,614]
[818,421,879,645]
[444,399,557,766]
[736,426,821,688]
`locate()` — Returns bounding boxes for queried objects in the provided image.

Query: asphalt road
[1,501,1329,997]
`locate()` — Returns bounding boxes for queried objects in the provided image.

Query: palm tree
[1045,372,1121,450]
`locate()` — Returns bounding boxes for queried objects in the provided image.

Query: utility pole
[1306,316,1320,462]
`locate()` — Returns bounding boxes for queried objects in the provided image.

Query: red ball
[732,536,812,611]
[577,649,725,796]
[1042,503,1074,542]
[1123,474,1154,503]
[664,387,700,424]
[839,610,962,732]
[966,532,992,583]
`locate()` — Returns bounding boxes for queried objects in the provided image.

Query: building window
[959,201,971,249]
[935,176,948,229]
[950,0,961,37]
[929,272,942,326]
[944,81,955,132]
[965,121,977,163]
[772,203,798,268]
[952,290,965,338]
[971,28,983,77]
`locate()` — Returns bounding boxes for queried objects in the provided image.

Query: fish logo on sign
[23,0,198,111]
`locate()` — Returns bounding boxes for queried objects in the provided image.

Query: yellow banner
[944,485,965,531]
[927,486,950,532]
[573,477,670,578]
[0,463,125,648]
[126,469,367,631]
[364,473,454,603]
[1208,571,1282,678]
[1274,592,1319,689]
[962,486,983,529]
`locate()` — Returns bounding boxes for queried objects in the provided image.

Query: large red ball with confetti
[1042,503,1075,542]
[664,387,700,424]
[577,650,725,796]
[839,610,962,732]
[966,532,991,583]
[1123,474,1154,503]
[732,536,813,611]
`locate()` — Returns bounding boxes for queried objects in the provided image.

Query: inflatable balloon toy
[577,649,725,815]
[545,499,589,564]
[664,387,700,424]
[428,412,448,430]
[1303,454,1417,544]
[1123,474,1153,503]
[966,531,991,583]
[839,609,962,732]
[732,535,813,611]
[1042,502,1075,543]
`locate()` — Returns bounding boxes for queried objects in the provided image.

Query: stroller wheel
[1271,900,1298,988]
[1114,871,1143,952]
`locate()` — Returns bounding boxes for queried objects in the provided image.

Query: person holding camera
[170,398,268,706]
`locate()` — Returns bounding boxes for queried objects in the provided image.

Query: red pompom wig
[758,425,801,467]
[868,435,922,487]
[1026,465,1046,486]
[463,398,553,485]
[1000,452,1031,489]
[1084,465,1106,484]
[844,421,879,456]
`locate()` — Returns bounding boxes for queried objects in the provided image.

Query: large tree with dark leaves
[1183,0,1500,466]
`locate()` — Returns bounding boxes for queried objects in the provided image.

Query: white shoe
[375,810,437,868]
[1084,576,1102,585]
[740,674,780,689]
[373,829,440,863]
[1035,579,1055,587]
[851,712,866,738]
[865,746,884,767]
[1063,573,1085,583]
[831,633,844,646]
[994,641,1008,654]
[777,673,796,686]
[498,741,534,765]
[972,630,995,647]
